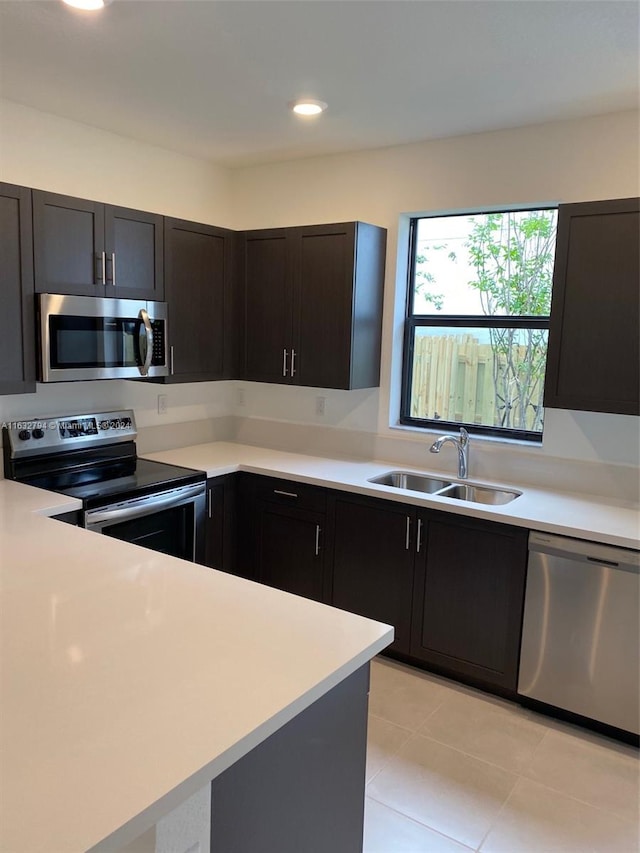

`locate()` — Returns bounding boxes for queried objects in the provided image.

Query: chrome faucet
[429,427,470,479]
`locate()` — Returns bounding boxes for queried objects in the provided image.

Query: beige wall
[0,99,233,226]
[230,110,639,229]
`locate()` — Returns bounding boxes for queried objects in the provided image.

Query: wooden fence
[410,333,541,429]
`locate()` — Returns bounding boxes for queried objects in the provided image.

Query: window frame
[400,209,556,443]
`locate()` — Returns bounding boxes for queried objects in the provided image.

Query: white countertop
[0,479,393,853]
[144,442,640,551]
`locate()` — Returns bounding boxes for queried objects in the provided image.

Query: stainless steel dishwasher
[518,531,640,735]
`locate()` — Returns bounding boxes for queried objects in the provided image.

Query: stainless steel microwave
[37,293,170,382]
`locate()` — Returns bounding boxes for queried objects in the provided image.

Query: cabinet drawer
[254,476,326,513]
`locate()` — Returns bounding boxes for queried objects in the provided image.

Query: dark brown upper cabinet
[240,229,292,384]
[544,197,639,416]
[0,183,36,395]
[163,218,237,383]
[240,222,386,390]
[32,190,164,301]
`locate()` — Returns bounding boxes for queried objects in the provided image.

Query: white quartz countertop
[145,442,640,550]
[0,479,393,853]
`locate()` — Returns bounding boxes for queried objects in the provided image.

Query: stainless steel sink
[437,483,521,505]
[368,470,521,505]
[368,471,452,493]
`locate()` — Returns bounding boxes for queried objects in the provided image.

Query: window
[401,208,558,441]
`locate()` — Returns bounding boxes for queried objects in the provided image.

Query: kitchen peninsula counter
[0,479,392,853]
[144,441,640,550]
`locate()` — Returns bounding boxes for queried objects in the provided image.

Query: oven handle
[84,482,205,528]
[138,308,154,377]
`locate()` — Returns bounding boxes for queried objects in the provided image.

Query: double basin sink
[368,471,521,505]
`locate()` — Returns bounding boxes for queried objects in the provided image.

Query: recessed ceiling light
[62,0,109,10]
[290,99,328,117]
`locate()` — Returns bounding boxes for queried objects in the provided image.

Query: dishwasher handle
[528,531,640,572]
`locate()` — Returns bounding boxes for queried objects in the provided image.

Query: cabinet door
[257,504,326,602]
[544,197,640,415]
[331,496,415,655]
[242,229,294,383]
[293,224,356,389]
[0,183,36,394]
[33,190,105,296]
[104,205,164,300]
[411,514,527,691]
[164,218,234,382]
[204,475,237,574]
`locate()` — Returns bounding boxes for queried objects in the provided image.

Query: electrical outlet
[157,394,168,415]
[237,387,245,406]
[315,396,326,416]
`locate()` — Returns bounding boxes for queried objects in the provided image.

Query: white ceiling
[0,0,638,168]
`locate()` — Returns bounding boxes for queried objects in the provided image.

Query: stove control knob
[18,430,31,441]
[32,428,45,440]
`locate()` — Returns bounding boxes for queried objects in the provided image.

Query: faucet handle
[459,427,470,446]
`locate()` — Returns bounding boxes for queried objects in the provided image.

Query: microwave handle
[138,309,154,376]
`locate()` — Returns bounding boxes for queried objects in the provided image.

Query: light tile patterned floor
[364,657,640,853]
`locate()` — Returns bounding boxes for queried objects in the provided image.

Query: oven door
[84,482,206,563]
[38,293,169,382]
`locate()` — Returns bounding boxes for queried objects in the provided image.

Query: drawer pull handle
[274,489,298,499]
[282,349,288,377]
[315,524,321,556]
[207,488,213,519]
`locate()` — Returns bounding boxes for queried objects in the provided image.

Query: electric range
[3,410,207,561]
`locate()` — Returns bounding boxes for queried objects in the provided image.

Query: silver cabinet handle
[170,345,175,375]
[96,251,106,284]
[274,489,298,498]
[111,252,116,286]
[315,524,321,556]
[207,488,213,519]
[405,516,411,551]
[416,518,423,554]
[291,348,296,377]
[138,308,154,376]
[282,348,288,377]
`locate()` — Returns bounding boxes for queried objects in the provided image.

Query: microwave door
[37,294,169,381]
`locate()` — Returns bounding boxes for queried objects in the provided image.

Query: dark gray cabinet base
[211,664,370,853]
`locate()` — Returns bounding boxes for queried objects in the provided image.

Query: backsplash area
[0,379,637,504]
[232,414,639,504]
[0,380,235,476]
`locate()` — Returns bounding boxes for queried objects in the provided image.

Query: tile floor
[364,657,640,853]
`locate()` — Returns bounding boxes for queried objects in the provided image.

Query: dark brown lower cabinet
[206,474,529,696]
[330,494,416,655]
[235,474,329,602]
[204,474,237,574]
[257,505,327,602]
[411,514,528,691]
